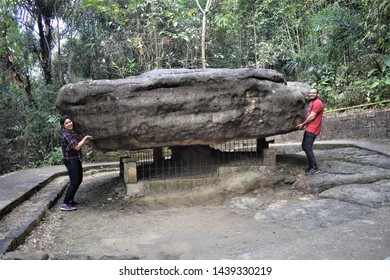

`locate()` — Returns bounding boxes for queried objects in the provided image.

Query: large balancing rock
[55,68,309,151]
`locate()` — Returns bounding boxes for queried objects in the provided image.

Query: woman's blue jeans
[301,131,317,168]
[63,159,83,204]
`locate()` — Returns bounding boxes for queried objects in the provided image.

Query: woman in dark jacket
[59,115,93,211]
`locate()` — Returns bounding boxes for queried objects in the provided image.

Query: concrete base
[126,164,270,197]
[263,148,276,170]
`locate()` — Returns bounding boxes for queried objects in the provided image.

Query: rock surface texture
[56,68,309,151]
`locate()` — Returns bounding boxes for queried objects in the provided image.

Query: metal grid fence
[125,139,263,181]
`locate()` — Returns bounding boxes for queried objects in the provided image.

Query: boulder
[55,68,310,151]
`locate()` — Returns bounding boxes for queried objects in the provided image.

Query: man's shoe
[305,167,320,176]
[60,203,77,211]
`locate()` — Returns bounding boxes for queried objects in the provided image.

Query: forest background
[0,0,389,174]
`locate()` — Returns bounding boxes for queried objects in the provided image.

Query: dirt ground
[14,155,304,259]
[15,150,390,260]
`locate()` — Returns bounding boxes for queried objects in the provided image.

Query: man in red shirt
[296,88,324,175]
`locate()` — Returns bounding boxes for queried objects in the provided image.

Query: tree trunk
[0,16,35,106]
[201,11,207,68]
[37,13,52,84]
[195,0,213,69]
[56,12,63,85]
[67,16,75,82]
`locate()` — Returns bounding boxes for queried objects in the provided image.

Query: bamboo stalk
[324,100,390,114]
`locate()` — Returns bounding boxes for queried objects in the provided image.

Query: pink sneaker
[60,203,77,211]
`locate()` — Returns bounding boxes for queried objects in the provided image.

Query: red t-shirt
[305,98,324,135]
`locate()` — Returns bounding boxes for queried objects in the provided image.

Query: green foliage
[358,0,389,54]
[41,146,63,166]
[353,57,390,103]
[301,2,389,108]
[63,0,203,79]
[0,81,25,173]
[111,58,137,78]
[1,0,389,174]
[0,81,62,173]
[311,56,390,109]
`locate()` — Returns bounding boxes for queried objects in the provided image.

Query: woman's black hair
[60,115,71,127]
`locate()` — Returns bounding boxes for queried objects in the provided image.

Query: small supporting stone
[153,147,163,162]
[122,158,137,184]
[119,156,131,178]
[263,148,276,170]
[256,138,269,159]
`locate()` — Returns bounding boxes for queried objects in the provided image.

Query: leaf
[370,81,380,88]
[384,57,390,67]
[368,69,377,76]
